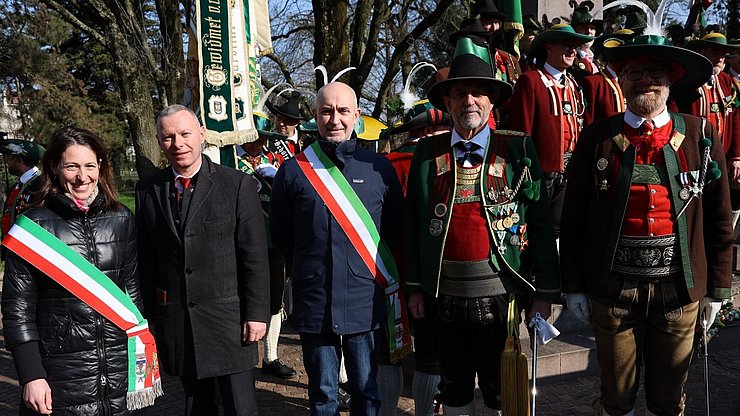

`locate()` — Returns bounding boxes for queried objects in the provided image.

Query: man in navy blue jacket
[270,82,403,416]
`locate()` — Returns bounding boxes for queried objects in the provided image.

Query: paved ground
[0,317,739,415]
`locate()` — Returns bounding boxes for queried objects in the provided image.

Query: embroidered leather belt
[439,259,519,297]
[613,234,680,278]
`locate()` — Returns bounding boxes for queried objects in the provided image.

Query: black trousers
[543,172,567,238]
[429,294,514,409]
[180,369,259,416]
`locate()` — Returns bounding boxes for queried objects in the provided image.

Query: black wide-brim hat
[604,34,713,92]
[266,92,305,120]
[449,18,492,46]
[529,24,594,59]
[253,111,288,141]
[428,35,514,111]
[473,0,508,21]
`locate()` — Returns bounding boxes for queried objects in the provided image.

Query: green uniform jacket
[560,112,733,304]
[404,130,561,302]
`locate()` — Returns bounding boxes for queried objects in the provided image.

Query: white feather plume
[401,62,437,111]
[315,65,329,87]
[254,83,292,114]
[592,0,671,36]
[331,67,356,83]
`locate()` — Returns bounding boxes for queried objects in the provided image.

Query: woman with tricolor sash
[2,126,160,415]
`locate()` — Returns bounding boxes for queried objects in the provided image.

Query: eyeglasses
[622,67,669,81]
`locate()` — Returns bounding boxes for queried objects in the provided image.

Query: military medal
[496,232,507,254]
[434,203,448,218]
[487,188,498,202]
[562,101,574,115]
[511,213,520,223]
[710,102,720,113]
[495,219,504,231]
[429,219,443,237]
[510,235,521,246]
[679,187,691,201]
[596,158,608,171]
[503,217,514,228]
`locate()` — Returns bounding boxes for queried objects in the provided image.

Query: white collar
[544,62,567,82]
[19,166,39,184]
[286,130,298,143]
[624,107,671,129]
[171,160,202,180]
[450,126,489,150]
[578,48,594,60]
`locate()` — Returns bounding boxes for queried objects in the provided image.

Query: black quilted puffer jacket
[2,192,142,416]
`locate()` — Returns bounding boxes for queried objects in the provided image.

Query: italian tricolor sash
[2,215,162,410]
[296,142,412,362]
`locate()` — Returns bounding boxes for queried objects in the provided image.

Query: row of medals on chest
[595,156,695,201]
[432,164,525,251]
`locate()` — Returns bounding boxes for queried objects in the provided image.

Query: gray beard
[458,113,487,131]
[628,88,670,116]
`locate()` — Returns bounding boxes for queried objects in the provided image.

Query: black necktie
[456,141,482,166]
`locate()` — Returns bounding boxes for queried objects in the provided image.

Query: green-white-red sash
[296,141,412,362]
[2,215,162,410]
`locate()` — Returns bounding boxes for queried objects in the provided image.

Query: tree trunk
[312,0,351,87]
[155,0,185,106]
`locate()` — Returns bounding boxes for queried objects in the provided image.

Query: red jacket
[679,72,739,159]
[582,70,625,126]
[509,69,586,172]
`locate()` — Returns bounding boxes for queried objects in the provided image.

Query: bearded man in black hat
[561,32,732,416]
[0,139,45,257]
[268,91,305,157]
[405,35,560,416]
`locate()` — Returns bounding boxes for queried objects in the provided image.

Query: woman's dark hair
[35,126,119,210]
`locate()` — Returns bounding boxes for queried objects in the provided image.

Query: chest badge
[434,203,448,218]
[429,219,443,237]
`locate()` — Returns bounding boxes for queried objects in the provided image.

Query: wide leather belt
[439,259,516,297]
[613,234,680,279]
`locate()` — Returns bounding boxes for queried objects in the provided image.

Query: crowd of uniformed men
[2,0,739,415]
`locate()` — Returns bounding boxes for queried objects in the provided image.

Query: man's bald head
[315,82,361,143]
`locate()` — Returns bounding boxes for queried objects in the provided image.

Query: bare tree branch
[264,52,297,86]
[40,0,109,47]
[372,0,455,118]
[272,25,314,41]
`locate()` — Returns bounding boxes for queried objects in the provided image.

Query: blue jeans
[300,330,381,416]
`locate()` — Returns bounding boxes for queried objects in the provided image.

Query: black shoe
[262,359,297,379]
[337,386,351,411]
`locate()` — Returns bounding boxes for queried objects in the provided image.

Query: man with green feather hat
[561,26,732,416]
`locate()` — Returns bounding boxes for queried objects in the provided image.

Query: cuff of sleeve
[11,342,47,385]
[707,287,731,300]
[403,282,422,294]
[534,288,562,304]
